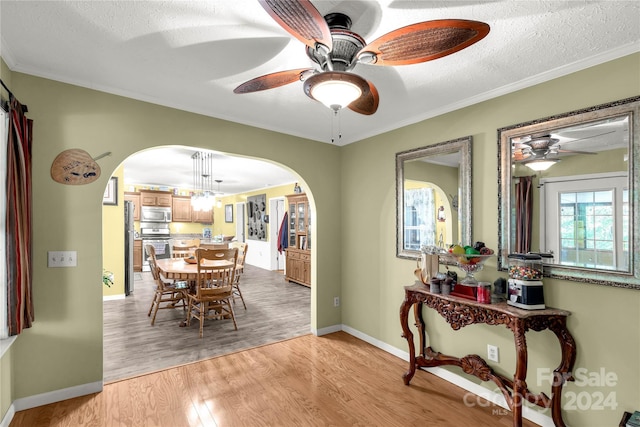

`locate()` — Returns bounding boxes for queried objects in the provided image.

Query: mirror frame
[497,96,640,289]
[396,136,472,260]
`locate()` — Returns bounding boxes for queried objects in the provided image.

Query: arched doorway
[101,146,314,382]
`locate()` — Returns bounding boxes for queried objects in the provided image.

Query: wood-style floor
[10,332,537,427]
[104,265,311,382]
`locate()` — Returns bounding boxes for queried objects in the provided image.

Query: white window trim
[540,172,628,270]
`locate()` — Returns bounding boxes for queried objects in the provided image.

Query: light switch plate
[48,251,77,267]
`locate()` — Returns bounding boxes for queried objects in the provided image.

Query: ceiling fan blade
[513,150,532,162]
[348,79,379,115]
[555,149,597,155]
[258,0,332,51]
[234,68,313,94]
[358,19,490,66]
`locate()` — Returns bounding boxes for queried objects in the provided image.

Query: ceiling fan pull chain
[330,110,336,143]
[330,109,343,143]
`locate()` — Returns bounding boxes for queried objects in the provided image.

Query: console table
[400,282,576,427]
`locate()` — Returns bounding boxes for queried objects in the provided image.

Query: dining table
[154,257,236,326]
[155,257,235,283]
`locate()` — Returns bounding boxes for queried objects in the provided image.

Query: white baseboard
[103,294,125,301]
[0,404,15,427]
[340,324,554,427]
[12,381,102,412]
[314,324,342,336]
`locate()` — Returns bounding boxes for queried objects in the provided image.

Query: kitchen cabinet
[124,192,141,221]
[285,193,311,287]
[172,196,192,222]
[172,195,213,223]
[192,207,213,224]
[133,240,142,272]
[140,190,172,207]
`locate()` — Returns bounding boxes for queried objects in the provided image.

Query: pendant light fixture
[214,179,223,209]
[191,151,215,212]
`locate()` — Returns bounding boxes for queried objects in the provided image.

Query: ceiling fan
[233,0,490,115]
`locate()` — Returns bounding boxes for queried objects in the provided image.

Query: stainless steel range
[140,222,171,271]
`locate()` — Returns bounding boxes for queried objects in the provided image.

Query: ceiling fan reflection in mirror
[512,135,597,171]
[233,0,490,115]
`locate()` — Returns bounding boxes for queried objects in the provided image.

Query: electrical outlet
[487,344,499,362]
[48,251,77,267]
[333,296,340,307]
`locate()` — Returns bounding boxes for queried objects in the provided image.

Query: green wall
[1,53,639,427]
[1,69,342,413]
[341,52,640,427]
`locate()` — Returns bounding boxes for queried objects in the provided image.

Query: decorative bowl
[446,253,494,266]
[444,253,494,285]
[184,256,197,264]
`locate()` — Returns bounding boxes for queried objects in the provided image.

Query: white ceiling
[1,1,638,190]
[2,1,639,147]
[121,146,298,194]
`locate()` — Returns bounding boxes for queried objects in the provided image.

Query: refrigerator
[124,200,135,296]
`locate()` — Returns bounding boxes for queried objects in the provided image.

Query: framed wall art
[103,177,118,206]
[225,204,233,223]
[247,194,267,241]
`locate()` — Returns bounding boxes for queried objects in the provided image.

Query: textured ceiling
[2,1,639,147]
[1,1,638,191]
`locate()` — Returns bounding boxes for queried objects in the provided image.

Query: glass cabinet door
[289,203,296,247]
[306,202,311,250]
[298,203,305,233]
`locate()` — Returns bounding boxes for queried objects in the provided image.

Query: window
[404,187,435,250]
[541,173,628,271]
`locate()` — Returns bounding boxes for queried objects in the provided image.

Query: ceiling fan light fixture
[304,71,368,111]
[524,159,560,171]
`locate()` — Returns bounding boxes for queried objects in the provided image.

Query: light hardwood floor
[103,265,310,382]
[10,331,538,427]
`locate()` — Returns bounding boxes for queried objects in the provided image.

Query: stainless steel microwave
[140,206,172,223]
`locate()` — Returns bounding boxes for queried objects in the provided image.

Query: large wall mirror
[498,96,640,289]
[396,136,472,259]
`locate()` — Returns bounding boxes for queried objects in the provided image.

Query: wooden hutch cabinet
[285,193,311,287]
[140,190,172,207]
[124,192,141,221]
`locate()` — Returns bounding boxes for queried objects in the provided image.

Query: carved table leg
[414,301,426,358]
[512,318,527,427]
[548,316,576,427]
[399,294,416,385]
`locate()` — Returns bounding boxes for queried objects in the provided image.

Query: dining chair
[172,238,200,258]
[186,247,239,338]
[229,241,248,309]
[146,244,187,325]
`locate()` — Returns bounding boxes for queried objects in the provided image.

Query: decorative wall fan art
[50,149,110,185]
[247,194,267,241]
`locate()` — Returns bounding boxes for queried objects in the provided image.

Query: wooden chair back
[194,248,238,299]
[145,244,159,280]
[145,244,168,289]
[172,238,200,258]
[230,242,248,269]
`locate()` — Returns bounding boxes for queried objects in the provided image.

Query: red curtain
[6,95,34,336]
[514,176,533,254]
